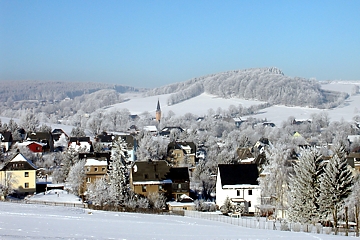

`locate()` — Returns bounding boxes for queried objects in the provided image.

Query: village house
[0,131,13,152]
[68,137,93,152]
[26,132,54,152]
[0,153,37,198]
[130,160,190,201]
[216,164,261,215]
[167,141,197,167]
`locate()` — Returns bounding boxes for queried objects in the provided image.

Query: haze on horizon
[1,0,360,88]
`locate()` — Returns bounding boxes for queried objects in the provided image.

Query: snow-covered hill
[146,67,348,109]
[105,81,360,126]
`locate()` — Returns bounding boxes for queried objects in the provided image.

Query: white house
[216,164,261,214]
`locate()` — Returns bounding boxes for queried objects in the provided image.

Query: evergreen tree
[288,148,324,224]
[108,137,131,206]
[319,145,353,235]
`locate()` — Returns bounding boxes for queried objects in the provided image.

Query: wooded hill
[0,81,145,103]
[146,67,348,109]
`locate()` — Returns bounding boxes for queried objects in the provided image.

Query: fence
[184,210,358,237]
[25,200,87,208]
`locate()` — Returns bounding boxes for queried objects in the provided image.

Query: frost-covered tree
[60,147,80,181]
[192,159,216,200]
[147,192,166,210]
[258,145,291,218]
[136,132,168,161]
[70,126,86,137]
[108,137,131,206]
[288,148,324,224]
[38,124,52,132]
[66,159,86,196]
[87,177,111,207]
[319,146,353,235]
[0,172,18,198]
[20,112,39,133]
[220,196,234,215]
[345,175,360,236]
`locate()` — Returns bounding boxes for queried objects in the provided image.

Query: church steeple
[155,99,161,122]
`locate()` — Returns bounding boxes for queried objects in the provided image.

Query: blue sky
[1,0,359,88]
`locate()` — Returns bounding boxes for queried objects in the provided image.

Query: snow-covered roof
[222,184,260,189]
[85,158,108,166]
[240,158,255,163]
[132,180,172,185]
[143,126,158,132]
[7,153,37,170]
[348,135,360,143]
[167,201,195,207]
[16,141,47,147]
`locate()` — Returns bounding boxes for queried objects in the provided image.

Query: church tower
[155,99,161,122]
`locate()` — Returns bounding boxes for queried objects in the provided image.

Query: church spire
[156,99,161,122]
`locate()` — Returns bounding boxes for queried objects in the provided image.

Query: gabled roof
[167,141,196,154]
[132,160,170,182]
[27,132,53,142]
[79,152,111,162]
[96,133,114,143]
[166,167,189,182]
[114,135,135,148]
[237,148,254,160]
[159,127,184,136]
[69,137,90,142]
[1,153,37,171]
[218,164,259,186]
[0,131,12,142]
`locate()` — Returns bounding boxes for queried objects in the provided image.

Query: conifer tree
[108,137,130,206]
[319,145,353,235]
[288,148,324,224]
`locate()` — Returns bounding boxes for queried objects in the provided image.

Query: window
[155,174,159,179]
[144,174,148,179]
[86,167,90,172]
[102,167,106,172]
[237,190,241,196]
[178,183,182,189]
[248,189,252,195]
[142,185,147,192]
[248,201,251,207]
[24,172,29,177]
[24,183,29,188]
[87,177,91,183]
[94,167,98,172]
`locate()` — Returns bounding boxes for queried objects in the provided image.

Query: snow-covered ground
[26,189,82,204]
[107,92,266,116]
[0,202,352,240]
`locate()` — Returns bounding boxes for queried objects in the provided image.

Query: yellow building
[0,153,37,197]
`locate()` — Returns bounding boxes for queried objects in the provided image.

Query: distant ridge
[146,67,347,109]
[0,81,146,102]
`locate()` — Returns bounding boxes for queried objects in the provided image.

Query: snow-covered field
[107,92,266,116]
[106,81,360,126]
[0,202,352,240]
